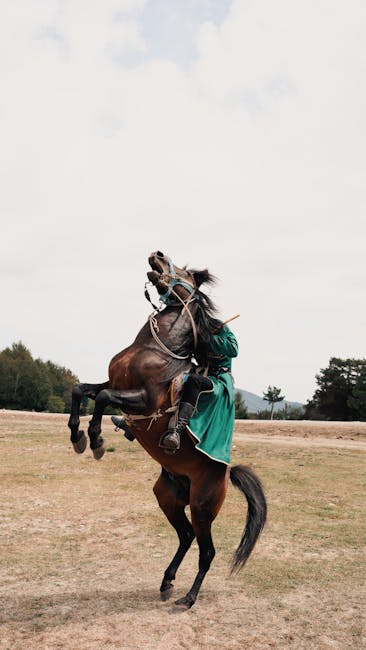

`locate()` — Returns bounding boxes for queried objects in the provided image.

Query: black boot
[111,415,135,441]
[159,402,195,453]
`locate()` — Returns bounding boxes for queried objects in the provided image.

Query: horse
[68,251,267,609]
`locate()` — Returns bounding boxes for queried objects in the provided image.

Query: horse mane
[161,270,221,382]
[194,289,221,342]
[186,267,220,340]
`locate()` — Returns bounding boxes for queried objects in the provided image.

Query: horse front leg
[87,387,148,460]
[68,382,109,454]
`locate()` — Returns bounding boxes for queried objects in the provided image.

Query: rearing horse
[68,251,267,609]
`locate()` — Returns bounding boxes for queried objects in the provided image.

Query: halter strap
[159,257,196,304]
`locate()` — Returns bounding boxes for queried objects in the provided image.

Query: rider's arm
[210,326,238,358]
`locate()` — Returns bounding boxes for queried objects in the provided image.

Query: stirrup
[159,431,180,454]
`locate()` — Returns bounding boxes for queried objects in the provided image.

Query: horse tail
[229,464,267,574]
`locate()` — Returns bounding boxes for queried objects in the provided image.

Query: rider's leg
[111,415,135,441]
[159,374,213,452]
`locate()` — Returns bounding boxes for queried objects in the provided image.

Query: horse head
[147,251,213,305]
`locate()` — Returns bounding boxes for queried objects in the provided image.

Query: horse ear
[192,269,215,287]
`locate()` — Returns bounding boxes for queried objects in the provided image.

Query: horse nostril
[156,251,164,258]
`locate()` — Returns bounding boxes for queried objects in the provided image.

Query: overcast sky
[1,0,365,403]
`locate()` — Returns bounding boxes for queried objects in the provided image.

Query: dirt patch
[0,412,365,649]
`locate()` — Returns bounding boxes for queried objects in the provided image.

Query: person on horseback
[111,251,238,457]
[112,322,238,455]
[158,323,238,453]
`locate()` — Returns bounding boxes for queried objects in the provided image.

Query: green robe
[188,325,238,465]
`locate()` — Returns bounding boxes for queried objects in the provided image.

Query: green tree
[271,405,305,420]
[47,395,66,413]
[255,409,272,420]
[0,341,78,412]
[305,357,363,421]
[25,359,52,411]
[263,385,285,420]
[283,405,305,420]
[0,352,18,407]
[43,361,78,412]
[234,391,249,419]
[4,341,33,363]
[0,342,51,410]
[346,364,366,420]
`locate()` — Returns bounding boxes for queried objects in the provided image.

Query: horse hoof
[72,431,87,454]
[173,596,194,610]
[160,585,174,601]
[92,444,105,461]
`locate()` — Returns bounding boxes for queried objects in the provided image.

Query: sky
[1,0,365,404]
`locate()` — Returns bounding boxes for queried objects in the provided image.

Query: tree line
[0,342,78,413]
[235,357,366,421]
[234,388,304,420]
[1,343,365,420]
[304,357,366,421]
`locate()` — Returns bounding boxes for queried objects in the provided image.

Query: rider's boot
[159,402,195,453]
[111,415,135,441]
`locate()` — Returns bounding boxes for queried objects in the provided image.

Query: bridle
[145,257,198,359]
[158,257,196,305]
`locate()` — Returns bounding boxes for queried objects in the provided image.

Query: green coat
[188,325,238,465]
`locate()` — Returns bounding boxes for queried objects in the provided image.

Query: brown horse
[68,251,266,609]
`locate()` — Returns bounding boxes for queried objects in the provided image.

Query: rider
[158,323,238,453]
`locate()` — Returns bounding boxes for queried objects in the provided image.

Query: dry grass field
[1,411,365,650]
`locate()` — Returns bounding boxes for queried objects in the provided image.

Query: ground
[0,412,365,649]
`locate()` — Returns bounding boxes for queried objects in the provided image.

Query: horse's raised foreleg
[174,468,228,609]
[87,387,148,460]
[68,382,109,454]
[153,469,195,600]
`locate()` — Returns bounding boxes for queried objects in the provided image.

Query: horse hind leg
[153,470,194,600]
[68,382,109,454]
[174,469,227,609]
[174,511,215,609]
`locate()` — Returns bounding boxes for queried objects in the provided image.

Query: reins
[168,285,198,351]
[149,311,190,360]
[148,290,198,360]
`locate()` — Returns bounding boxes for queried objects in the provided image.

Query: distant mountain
[237,388,303,414]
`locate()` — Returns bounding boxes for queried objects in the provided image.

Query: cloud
[1,1,365,401]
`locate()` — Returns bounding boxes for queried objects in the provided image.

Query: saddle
[119,369,188,431]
